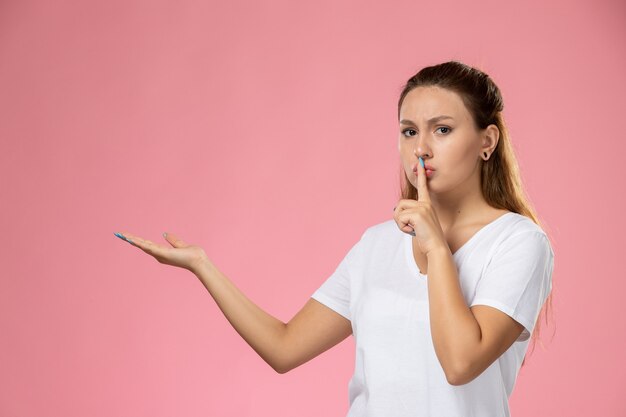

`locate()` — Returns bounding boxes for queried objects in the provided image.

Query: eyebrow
[399,115,455,125]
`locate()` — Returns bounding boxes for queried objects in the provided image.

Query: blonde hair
[397,61,555,367]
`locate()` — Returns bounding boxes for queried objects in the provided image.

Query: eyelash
[401,127,452,137]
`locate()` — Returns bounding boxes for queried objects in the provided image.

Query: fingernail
[419,157,425,168]
[163,232,167,238]
[114,232,132,244]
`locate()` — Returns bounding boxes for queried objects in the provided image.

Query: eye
[436,126,452,134]
[401,128,416,137]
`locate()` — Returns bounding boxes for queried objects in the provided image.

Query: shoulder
[349,219,404,251]
[500,212,550,241]
[494,212,554,257]
[361,219,401,240]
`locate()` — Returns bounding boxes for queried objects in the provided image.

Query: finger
[118,231,158,251]
[114,231,137,246]
[137,239,168,258]
[163,232,187,248]
[117,231,139,242]
[394,200,418,235]
[416,156,431,203]
[394,199,419,212]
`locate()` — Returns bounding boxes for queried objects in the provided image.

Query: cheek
[447,143,475,164]
[398,142,412,164]
[448,152,466,167]
[443,152,478,182]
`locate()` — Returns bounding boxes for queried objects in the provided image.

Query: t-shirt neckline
[404,211,516,277]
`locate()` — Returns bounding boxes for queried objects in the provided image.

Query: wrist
[426,244,452,259]
[190,256,215,278]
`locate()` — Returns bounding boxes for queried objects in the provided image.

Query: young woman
[115,61,554,416]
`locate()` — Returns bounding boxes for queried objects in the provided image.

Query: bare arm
[281,297,352,373]
[194,260,352,374]
[426,246,524,385]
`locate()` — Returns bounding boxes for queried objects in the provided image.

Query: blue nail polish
[114,232,131,243]
[419,157,425,168]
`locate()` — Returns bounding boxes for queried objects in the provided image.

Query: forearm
[193,260,288,373]
[426,246,481,382]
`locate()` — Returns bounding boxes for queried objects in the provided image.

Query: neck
[428,173,489,233]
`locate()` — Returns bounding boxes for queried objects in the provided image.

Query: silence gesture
[392,156,448,256]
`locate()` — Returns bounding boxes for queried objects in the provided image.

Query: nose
[412,134,431,159]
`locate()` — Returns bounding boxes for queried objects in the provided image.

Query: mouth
[413,163,435,178]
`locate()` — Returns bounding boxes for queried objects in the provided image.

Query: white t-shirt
[311,212,554,417]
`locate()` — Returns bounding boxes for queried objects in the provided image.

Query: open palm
[114,231,209,274]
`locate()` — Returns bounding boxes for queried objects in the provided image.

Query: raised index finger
[416,156,431,203]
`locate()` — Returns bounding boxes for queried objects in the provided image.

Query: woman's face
[398,86,495,195]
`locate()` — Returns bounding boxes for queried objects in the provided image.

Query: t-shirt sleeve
[470,230,554,342]
[310,230,367,322]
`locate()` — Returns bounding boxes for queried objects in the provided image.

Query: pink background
[1,0,623,416]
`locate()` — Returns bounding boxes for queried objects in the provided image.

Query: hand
[114,231,211,274]
[393,157,447,256]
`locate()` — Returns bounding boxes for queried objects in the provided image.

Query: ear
[480,124,500,157]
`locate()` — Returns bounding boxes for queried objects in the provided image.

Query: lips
[413,163,436,173]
